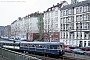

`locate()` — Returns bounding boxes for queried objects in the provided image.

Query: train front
[58,44,65,56]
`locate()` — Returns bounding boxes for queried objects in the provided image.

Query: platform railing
[0,47,41,60]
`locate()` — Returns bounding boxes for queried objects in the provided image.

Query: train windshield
[57,45,63,50]
[50,45,63,49]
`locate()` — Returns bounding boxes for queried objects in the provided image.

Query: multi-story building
[43,1,68,42]
[11,12,42,41]
[26,12,41,41]
[0,26,4,37]
[1,25,11,38]
[60,0,90,47]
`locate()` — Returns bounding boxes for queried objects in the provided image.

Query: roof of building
[60,0,90,10]
[43,1,67,13]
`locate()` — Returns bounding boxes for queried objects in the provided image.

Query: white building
[11,12,41,41]
[43,1,68,42]
[60,0,90,47]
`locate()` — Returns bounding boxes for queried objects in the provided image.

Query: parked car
[64,48,72,53]
[80,47,90,51]
[85,51,90,56]
[72,48,86,55]
[69,46,79,49]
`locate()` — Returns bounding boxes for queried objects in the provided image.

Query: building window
[68,9,71,14]
[83,23,88,29]
[55,38,58,40]
[51,18,53,23]
[77,34,78,38]
[61,18,63,23]
[70,34,71,38]
[45,19,47,24]
[48,19,50,24]
[66,32,68,38]
[55,24,58,28]
[61,32,62,38]
[63,18,66,23]
[66,17,68,23]
[61,24,62,30]
[63,26,65,30]
[68,17,71,22]
[80,32,82,38]
[80,23,82,29]
[76,16,79,22]
[80,7,82,13]
[60,11,63,16]
[66,40,67,44]
[76,8,79,13]
[83,14,87,20]
[88,41,90,46]
[51,12,53,17]
[45,25,47,28]
[83,6,87,12]
[84,33,88,39]
[71,17,74,22]
[63,11,65,16]
[84,41,86,47]
[66,10,68,15]
[55,11,58,16]
[48,13,50,17]
[55,17,58,23]
[80,15,82,21]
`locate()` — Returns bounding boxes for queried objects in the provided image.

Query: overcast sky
[0,0,84,26]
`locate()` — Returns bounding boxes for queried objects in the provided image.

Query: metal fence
[0,47,42,60]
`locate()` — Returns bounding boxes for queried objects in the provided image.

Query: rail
[0,47,42,60]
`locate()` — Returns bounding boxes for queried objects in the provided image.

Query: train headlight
[60,50,62,51]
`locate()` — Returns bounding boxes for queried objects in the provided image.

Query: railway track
[2,48,90,60]
[7,48,90,60]
[23,52,90,60]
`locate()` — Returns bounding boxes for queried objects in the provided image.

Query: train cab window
[58,45,63,49]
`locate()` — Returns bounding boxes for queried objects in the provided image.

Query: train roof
[20,42,64,45]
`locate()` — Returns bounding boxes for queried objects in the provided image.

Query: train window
[28,44,31,47]
[32,44,35,47]
[38,44,42,48]
[44,45,46,48]
[50,45,54,49]
[20,44,23,47]
[24,44,28,47]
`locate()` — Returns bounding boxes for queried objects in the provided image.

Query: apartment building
[60,0,90,47]
[11,12,42,41]
[43,1,68,42]
[0,26,4,37]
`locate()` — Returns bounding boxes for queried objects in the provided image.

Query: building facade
[60,0,90,47]
[11,12,41,41]
[43,1,68,42]
[0,26,4,37]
